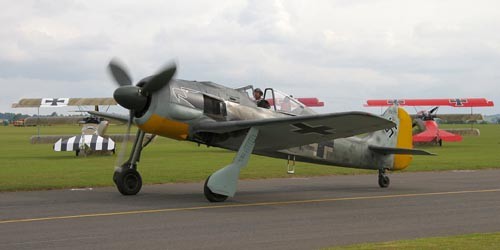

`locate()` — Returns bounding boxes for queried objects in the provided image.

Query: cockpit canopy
[237,85,315,116]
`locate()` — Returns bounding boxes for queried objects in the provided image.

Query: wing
[435,114,483,122]
[194,111,395,150]
[365,98,494,107]
[24,116,87,126]
[54,135,115,151]
[88,111,129,123]
[12,98,116,108]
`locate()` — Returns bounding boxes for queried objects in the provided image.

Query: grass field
[1,123,499,191]
[327,232,500,250]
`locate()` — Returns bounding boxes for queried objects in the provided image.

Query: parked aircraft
[365,98,494,146]
[53,116,116,156]
[411,107,462,146]
[12,98,121,154]
[91,59,433,202]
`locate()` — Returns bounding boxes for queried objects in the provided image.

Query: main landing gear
[203,175,228,202]
[203,127,259,202]
[114,130,146,195]
[114,166,142,195]
[378,168,390,188]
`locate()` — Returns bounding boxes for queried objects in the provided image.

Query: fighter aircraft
[91,59,433,202]
[365,98,494,146]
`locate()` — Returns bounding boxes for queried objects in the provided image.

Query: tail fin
[365,105,401,148]
[366,105,434,170]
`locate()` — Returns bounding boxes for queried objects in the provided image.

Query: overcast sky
[2,0,499,115]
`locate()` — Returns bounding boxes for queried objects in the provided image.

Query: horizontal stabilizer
[369,145,435,156]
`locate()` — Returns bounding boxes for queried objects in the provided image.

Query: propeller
[107,58,177,169]
[416,106,439,121]
[108,58,177,115]
[429,106,439,115]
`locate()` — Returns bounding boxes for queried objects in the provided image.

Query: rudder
[365,105,416,170]
[393,107,413,170]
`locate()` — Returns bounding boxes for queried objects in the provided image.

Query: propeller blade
[115,110,133,170]
[429,106,439,114]
[141,63,177,94]
[108,59,133,86]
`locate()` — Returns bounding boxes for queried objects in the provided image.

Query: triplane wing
[365,98,494,107]
[12,98,116,108]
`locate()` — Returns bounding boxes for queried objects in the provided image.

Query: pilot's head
[253,88,263,100]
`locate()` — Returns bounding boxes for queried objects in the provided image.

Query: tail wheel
[378,174,390,188]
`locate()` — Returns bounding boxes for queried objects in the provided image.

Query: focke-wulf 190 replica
[92,59,433,202]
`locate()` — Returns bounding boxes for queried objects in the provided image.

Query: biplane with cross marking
[12,97,120,156]
[365,98,494,146]
[90,59,433,202]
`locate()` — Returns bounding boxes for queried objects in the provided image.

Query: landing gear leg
[204,127,259,202]
[378,168,390,188]
[114,129,146,195]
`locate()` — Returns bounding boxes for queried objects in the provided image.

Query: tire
[378,174,390,188]
[203,175,228,202]
[114,167,142,195]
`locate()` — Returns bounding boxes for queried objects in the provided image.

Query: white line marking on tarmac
[1,188,499,225]
[451,170,476,173]
[70,188,94,191]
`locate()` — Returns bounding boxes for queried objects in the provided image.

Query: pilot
[253,88,271,109]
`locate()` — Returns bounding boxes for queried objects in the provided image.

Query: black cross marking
[387,99,405,105]
[291,123,334,135]
[45,98,65,106]
[316,141,334,158]
[449,98,467,106]
[384,116,397,138]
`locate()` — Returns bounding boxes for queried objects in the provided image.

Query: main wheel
[378,174,390,188]
[203,175,228,202]
[114,167,142,195]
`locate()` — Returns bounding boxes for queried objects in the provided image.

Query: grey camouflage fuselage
[133,80,403,172]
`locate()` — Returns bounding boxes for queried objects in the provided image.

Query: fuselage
[132,80,395,171]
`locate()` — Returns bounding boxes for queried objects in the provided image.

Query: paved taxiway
[1,169,500,249]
